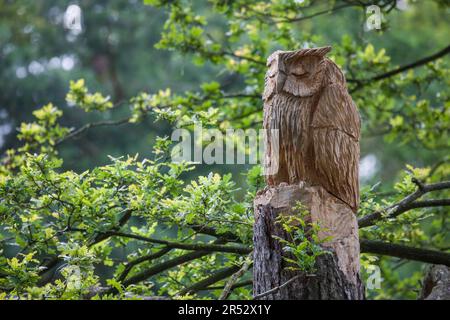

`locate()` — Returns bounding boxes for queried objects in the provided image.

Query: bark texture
[253,184,364,300]
[419,265,450,300]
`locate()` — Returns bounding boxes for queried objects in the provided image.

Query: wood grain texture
[263,47,360,212]
[254,47,363,299]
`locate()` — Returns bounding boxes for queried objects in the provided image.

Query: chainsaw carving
[263,46,361,212]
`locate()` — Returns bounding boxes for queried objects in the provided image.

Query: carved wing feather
[311,84,360,211]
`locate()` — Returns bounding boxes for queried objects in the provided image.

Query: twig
[349,44,450,91]
[177,265,241,296]
[253,275,302,300]
[358,180,450,228]
[122,239,227,287]
[55,117,130,146]
[368,44,450,82]
[219,252,253,300]
[269,3,356,24]
[202,280,252,291]
[117,247,171,283]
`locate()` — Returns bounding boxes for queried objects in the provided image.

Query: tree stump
[253,184,364,299]
[419,265,450,300]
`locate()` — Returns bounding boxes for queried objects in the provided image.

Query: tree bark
[253,184,364,299]
[419,265,450,300]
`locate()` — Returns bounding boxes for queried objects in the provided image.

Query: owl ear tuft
[316,46,332,57]
[282,46,332,61]
[266,50,283,66]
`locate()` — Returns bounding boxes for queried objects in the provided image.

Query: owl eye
[268,70,277,78]
[291,71,309,77]
[290,63,309,77]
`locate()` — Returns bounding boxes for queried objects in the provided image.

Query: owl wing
[311,83,360,212]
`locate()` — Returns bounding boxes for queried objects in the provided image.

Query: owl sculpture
[263,46,360,212]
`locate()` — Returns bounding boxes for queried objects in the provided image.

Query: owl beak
[276,72,287,93]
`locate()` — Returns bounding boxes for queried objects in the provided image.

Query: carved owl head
[263,46,332,100]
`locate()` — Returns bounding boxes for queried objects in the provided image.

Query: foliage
[0,101,254,299]
[66,79,113,112]
[274,203,331,274]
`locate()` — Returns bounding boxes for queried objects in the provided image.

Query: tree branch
[368,44,450,82]
[253,275,302,300]
[122,239,227,287]
[221,50,265,65]
[189,224,243,243]
[122,251,211,287]
[358,180,450,228]
[349,44,450,90]
[111,230,450,289]
[219,252,253,300]
[202,280,252,291]
[117,247,172,283]
[177,265,241,296]
[269,3,356,24]
[404,199,450,210]
[360,239,450,266]
[55,117,130,146]
[54,89,260,147]
[38,209,134,285]
[90,209,134,245]
[107,231,251,254]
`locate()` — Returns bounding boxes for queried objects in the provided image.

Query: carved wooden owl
[263,46,360,212]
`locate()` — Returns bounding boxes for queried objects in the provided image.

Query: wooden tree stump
[253,184,364,299]
[419,265,450,300]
